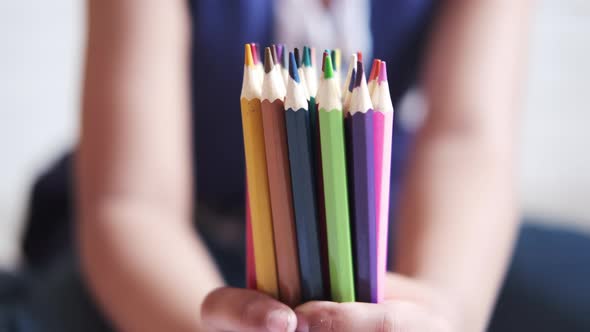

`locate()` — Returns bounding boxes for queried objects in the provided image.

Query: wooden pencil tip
[355,61,364,87]
[324,54,334,79]
[378,61,388,83]
[264,47,274,73]
[244,44,254,66]
[289,52,300,83]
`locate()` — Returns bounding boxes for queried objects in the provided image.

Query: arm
[396,0,532,330]
[77,1,223,330]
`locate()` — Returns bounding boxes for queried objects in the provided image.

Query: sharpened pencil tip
[244,44,254,66]
[302,46,311,67]
[369,59,380,82]
[276,44,283,65]
[294,48,301,68]
[321,51,329,73]
[289,52,300,83]
[378,61,388,83]
[324,54,334,79]
[330,50,337,71]
[355,61,364,87]
[348,66,357,93]
[356,51,363,62]
[330,49,340,72]
[264,47,274,73]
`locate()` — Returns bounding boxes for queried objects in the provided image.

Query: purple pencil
[346,61,377,303]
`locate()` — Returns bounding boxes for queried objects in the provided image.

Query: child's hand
[201,273,458,332]
[201,287,297,332]
[294,273,458,332]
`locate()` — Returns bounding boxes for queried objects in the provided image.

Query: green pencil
[316,52,355,302]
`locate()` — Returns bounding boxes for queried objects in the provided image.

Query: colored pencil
[261,47,301,307]
[371,61,394,303]
[284,52,325,302]
[317,54,355,302]
[368,59,381,97]
[309,49,331,298]
[346,61,377,303]
[240,44,278,297]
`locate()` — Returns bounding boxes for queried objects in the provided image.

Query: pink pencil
[372,61,394,303]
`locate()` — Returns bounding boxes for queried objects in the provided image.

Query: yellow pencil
[240,44,278,297]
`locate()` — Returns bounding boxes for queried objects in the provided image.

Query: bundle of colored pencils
[240,43,394,306]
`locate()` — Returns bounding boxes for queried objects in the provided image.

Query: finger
[295,300,451,332]
[201,287,296,332]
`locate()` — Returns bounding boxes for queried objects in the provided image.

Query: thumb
[201,287,296,332]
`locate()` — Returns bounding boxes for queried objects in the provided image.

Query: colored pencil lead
[369,59,380,82]
[324,54,334,79]
[289,52,300,83]
[303,46,312,67]
[264,47,274,74]
[378,61,387,83]
[321,51,329,73]
[244,44,254,66]
[294,48,302,68]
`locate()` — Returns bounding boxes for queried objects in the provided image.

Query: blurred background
[0,0,589,271]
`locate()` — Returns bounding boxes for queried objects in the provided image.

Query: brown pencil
[261,47,302,307]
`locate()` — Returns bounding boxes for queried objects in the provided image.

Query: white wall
[0,0,84,267]
[0,0,589,268]
[519,0,590,231]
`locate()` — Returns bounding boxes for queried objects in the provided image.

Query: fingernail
[295,312,309,332]
[266,309,296,332]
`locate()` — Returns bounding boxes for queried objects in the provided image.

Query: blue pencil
[284,52,325,301]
